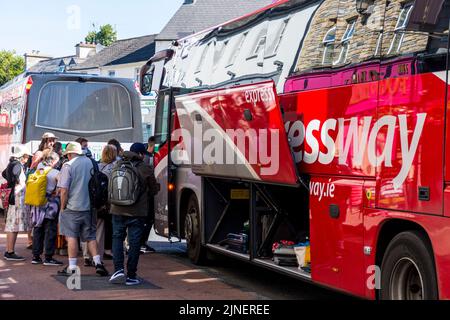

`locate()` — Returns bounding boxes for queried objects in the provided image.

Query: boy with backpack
[109,143,158,286]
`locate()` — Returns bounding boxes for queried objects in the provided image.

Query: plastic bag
[294,242,311,268]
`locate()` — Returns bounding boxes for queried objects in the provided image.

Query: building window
[388,3,414,55]
[374,32,383,57]
[334,19,356,65]
[227,32,247,67]
[249,33,267,59]
[108,70,116,77]
[214,40,228,68]
[266,18,290,57]
[181,43,192,59]
[322,26,336,65]
[195,43,211,73]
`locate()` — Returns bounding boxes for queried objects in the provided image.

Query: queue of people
[1,133,158,286]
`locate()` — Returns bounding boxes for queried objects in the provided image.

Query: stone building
[295,0,430,73]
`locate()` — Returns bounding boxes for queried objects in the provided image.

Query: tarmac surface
[0,212,350,300]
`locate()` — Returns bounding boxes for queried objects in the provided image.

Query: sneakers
[57,266,77,277]
[110,270,143,286]
[95,263,109,277]
[32,256,43,265]
[44,258,64,266]
[140,245,156,254]
[109,269,126,284]
[103,253,113,260]
[4,252,25,261]
[126,277,142,286]
[84,258,95,267]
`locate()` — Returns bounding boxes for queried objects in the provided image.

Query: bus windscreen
[36,81,133,134]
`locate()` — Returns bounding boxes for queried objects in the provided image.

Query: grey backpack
[109,160,145,206]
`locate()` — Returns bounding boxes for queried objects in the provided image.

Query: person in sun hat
[1,145,32,261]
[56,142,109,277]
[30,132,59,170]
[26,132,59,250]
[30,150,63,267]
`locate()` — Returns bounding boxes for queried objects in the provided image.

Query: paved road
[150,240,352,300]
[0,218,352,300]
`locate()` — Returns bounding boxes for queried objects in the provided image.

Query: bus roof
[1,72,135,91]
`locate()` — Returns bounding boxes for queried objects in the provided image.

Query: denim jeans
[112,215,145,278]
[32,218,57,259]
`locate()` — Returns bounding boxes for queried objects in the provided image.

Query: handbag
[0,183,12,211]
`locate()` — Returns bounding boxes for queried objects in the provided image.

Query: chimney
[75,42,97,59]
[24,50,52,71]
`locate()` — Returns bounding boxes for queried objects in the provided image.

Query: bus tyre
[184,194,206,265]
[380,231,437,300]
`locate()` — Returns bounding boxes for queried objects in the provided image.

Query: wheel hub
[389,257,424,300]
[185,214,193,243]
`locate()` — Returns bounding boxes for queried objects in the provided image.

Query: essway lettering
[286,113,427,189]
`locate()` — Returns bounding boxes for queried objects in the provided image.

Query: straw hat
[63,142,83,156]
[42,132,59,140]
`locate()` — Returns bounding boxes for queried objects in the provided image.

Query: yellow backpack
[25,168,51,207]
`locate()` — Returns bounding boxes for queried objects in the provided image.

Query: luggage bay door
[174,81,298,186]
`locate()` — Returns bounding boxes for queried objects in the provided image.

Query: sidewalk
[0,214,260,300]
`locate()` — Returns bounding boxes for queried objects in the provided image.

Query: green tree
[0,50,25,87]
[84,24,117,47]
[85,31,97,44]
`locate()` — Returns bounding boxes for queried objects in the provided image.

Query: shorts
[59,209,96,242]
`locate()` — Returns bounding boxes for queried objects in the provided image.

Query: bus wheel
[184,194,206,265]
[380,231,437,300]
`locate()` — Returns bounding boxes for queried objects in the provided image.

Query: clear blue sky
[0,0,184,57]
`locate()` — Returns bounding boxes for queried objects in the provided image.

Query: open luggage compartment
[203,176,312,278]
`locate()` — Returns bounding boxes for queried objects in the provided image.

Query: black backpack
[88,159,109,210]
[2,160,20,205]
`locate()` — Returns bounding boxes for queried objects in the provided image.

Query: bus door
[153,87,196,239]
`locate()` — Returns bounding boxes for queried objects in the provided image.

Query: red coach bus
[140,0,450,299]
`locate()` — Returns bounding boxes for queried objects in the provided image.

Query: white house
[69,35,157,81]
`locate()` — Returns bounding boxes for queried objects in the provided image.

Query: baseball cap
[63,142,83,156]
[130,143,148,155]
